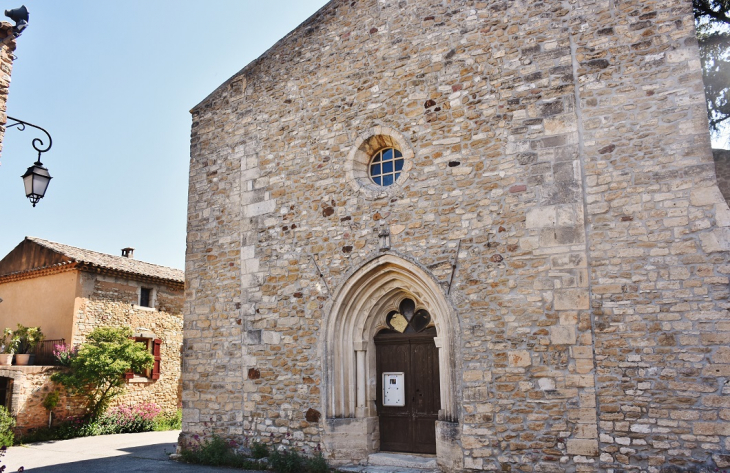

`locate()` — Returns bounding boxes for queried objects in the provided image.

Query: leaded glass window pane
[368,147,404,187]
[385,299,432,334]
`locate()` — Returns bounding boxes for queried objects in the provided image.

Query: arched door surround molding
[323,253,458,423]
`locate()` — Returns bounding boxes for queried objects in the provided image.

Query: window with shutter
[124,337,162,381]
[152,339,162,380]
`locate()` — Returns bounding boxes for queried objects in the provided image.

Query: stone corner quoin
[182,0,730,471]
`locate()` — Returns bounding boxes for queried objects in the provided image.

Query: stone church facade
[182,0,730,471]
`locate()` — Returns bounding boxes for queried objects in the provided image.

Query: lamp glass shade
[21,163,52,206]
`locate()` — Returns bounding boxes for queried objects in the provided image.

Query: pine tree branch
[695,0,730,27]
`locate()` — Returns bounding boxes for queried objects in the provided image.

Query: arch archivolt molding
[323,253,458,422]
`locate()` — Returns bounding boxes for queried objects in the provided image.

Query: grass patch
[153,409,182,431]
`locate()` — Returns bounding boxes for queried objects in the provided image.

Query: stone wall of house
[73,272,183,413]
[0,22,16,159]
[0,366,86,435]
[184,0,729,471]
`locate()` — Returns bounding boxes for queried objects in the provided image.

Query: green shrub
[54,416,96,439]
[15,426,55,445]
[51,327,154,418]
[270,448,304,473]
[17,416,95,444]
[306,452,329,473]
[270,447,331,473]
[42,391,60,411]
[250,441,269,459]
[153,409,182,431]
[180,434,266,470]
[0,406,15,447]
[17,403,167,445]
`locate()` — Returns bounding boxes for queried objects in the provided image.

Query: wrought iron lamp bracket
[6,115,52,165]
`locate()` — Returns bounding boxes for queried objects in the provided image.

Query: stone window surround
[345,126,414,200]
[133,286,157,311]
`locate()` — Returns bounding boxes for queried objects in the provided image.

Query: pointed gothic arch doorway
[321,254,461,467]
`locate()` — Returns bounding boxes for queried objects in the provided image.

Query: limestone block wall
[0,366,86,435]
[571,3,730,471]
[73,272,183,412]
[0,22,15,159]
[184,0,729,471]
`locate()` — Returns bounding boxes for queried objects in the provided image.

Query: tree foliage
[694,0,730,135]
[51,327,153,419]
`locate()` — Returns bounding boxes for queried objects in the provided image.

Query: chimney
[121,247,134,258]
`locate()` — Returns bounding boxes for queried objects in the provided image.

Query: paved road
[2,430,262,472]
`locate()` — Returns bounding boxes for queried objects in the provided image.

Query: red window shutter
[124,370,134,380]
[152,339,162,380]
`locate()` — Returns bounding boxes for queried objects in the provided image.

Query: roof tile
[25,237,184,283]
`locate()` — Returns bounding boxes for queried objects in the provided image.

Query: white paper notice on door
[382,372,405,407]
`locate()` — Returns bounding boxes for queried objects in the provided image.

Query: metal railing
[32,339,65,365]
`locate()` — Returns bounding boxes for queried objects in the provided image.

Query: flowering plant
[94,403,161,434]
[52,344,78,366]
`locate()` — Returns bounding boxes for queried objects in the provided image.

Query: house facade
[0,237,184,432]
[182,0,730,471]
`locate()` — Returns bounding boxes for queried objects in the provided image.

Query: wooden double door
[375,327,440,454]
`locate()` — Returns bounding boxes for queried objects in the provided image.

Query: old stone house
[182,0,730,471]
[0,237,184,432]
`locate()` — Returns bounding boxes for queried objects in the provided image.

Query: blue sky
[0,0,329,270]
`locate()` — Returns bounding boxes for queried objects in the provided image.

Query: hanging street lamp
[4,5,29,37]
[6,116,53,207]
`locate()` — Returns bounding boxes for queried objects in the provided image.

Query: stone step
[368,452,438,470]
[338,452,441,472]
[337,466,441,473]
